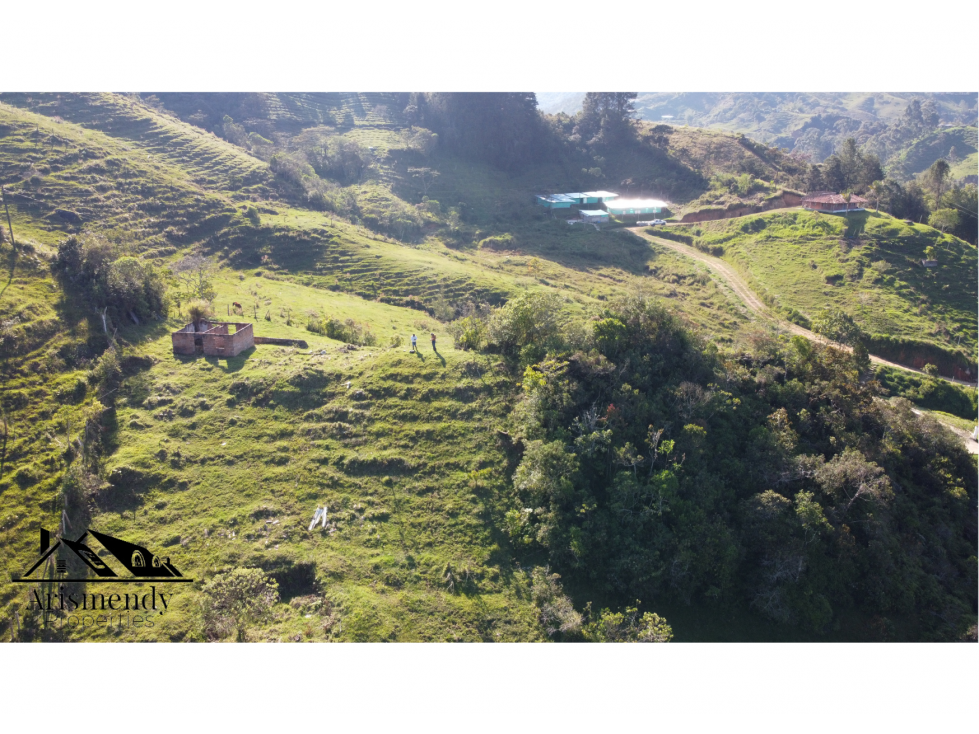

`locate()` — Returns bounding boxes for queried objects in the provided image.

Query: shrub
[810,309,864,346]
[584,607,673,642]
[52,235,170,324]
[197,567,279,641]
[530,567,583,639]
[649,227,695,246]
[90,349,122,389]
[486,292,564,356]
[185,299,213,329]
[307,314,376,346]
[785,308,811,329]
[449,314,487,351]
[478,233,514,250]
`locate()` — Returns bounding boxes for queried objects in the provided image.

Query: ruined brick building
[172,321,305,357]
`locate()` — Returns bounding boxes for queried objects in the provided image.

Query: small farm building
[579,209,610,223]
[801,192,868,213]
[171,320,308,357]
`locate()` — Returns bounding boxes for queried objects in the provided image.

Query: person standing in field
[431,333,437,351]
[411,334,417,352]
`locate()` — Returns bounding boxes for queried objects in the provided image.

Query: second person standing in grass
[431,332,437,352]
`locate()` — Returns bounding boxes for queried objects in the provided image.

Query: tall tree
[925,159,952,208]
[928,208,959,234]
[820,138,883,193]
[868,180,885,213]
[578,93,639,142]
[945,184,977,244]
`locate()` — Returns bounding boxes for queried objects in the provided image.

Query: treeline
[403,92,544,171]
[449,292,977,640]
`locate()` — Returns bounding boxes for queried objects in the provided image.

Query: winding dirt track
[630,228,978,389]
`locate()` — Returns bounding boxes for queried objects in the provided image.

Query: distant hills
[537,92,978,175]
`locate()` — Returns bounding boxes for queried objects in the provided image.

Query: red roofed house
[801,191,869,214]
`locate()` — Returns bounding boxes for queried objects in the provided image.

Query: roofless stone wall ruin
[171,321,307,357]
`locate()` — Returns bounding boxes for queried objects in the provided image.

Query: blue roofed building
[536,190,620,208]
[582,191,619,204]
[535,193,576,209]
[578,209,609,223]
[604,198,667,217]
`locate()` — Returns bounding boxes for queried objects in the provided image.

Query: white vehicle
[638,219,667,226]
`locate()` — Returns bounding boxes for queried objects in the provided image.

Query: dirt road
[631,228,978,388]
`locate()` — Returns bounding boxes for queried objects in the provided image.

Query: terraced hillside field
[2,93,975,643]
[0,94,754,641]
[680,209,978,376]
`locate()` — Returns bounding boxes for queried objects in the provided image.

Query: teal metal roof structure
[583,190,619,199]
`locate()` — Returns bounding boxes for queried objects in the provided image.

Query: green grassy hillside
[1,94,975,642]
[0,94,754,641]
[895,126,977,178]
[679,210,977,366]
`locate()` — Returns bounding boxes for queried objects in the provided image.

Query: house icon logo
[14,529,193,584]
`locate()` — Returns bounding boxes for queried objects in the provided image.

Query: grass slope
[0,95,756,641]
[682,209,977,360]
[2,93,975,641]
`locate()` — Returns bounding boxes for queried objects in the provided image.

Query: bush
[90,349,122,389]
[875,366,977,419]
[694,241,725,256]
[785,308,811,329]
[307,314,376,346]
[648,227,695,246]
[197,567,279,641]
[584,606,673,642]
[864,333,975,380]
[810,309,864,346]
[478,233,514,250]
[52,235,170,324]
[449,314,487,351]
[185,299,213,329]
[486,292,564,356]
[530,567,583,639]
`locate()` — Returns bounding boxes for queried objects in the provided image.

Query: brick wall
[171,322,205,355]
[202,323,254,357]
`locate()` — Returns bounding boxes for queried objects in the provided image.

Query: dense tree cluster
[477,293,976,640]
[576,93,639,143]
[815,138,885,193]
[403,93,544,172]
[51,234,169,327]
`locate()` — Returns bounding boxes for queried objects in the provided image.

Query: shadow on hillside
[206,348,254,372]
[488,226,658,277]
[205,225,333,274]
[844,210,870,239]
